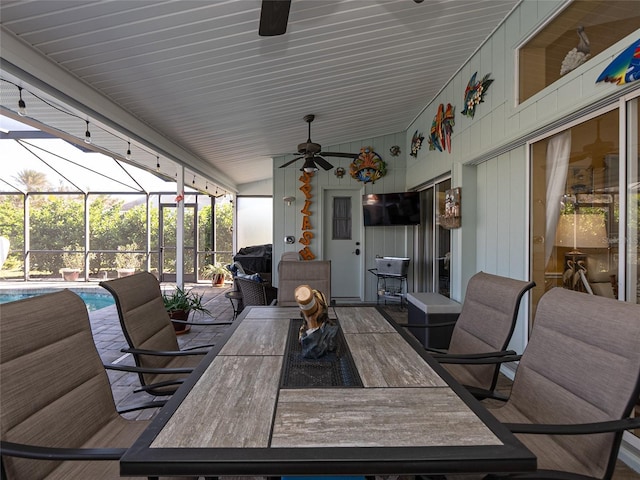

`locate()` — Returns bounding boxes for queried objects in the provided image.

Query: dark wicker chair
[0,290,166,479]
[235,276,278,307]
[487,288,640,480]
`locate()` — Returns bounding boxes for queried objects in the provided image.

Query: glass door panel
[159,203,197,282]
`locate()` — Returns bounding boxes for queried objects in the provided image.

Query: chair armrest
[134,379,185,394]
[504,417,640,435]
[121,347,208,356]
[424,346,449,354]
[398,321,457,329]
[182,343,215,351]
[0,440,125,461]
[169,319,233,326]
[436,354,521,365]
[432,350,517,360]
[104,363,193,375]
[117,400,167,414]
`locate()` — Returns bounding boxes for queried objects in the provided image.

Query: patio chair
[277,259,331,306]
[0,290,167,480]
[100,272,232,396]
[235,275,278,306]
[487,287,640,480]
[402,271,534,400]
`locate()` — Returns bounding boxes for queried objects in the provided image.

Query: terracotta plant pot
[117,268,135,278]
[212,273,226,287]
[169,309,191,335]
[60,268,80,281]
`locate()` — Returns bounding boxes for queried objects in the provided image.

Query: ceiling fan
[259,0,425,36]
[259,0,291,36]
[279,114,359,172]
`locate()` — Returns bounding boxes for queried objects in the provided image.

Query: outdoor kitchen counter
[120,306,535,477]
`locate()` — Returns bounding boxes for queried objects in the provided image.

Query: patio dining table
[120,305,535,477]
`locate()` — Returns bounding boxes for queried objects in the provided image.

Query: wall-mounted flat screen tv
[363,191,421,226]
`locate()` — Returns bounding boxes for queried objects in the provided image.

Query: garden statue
[295,285,338,359]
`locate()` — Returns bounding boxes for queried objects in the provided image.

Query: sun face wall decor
[349,147,387,184]
[428,103,455,153]
[461,72,493,118]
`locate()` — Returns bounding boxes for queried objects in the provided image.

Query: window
[531,109,621,320]
[518,1,639,103]
[332,196,352,240]
[236,196,273,249]
[415,178,451,297]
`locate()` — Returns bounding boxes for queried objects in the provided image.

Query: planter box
[406,292,461,349]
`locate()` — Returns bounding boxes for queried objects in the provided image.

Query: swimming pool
[0,291,115,311]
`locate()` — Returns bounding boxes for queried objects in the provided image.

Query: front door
[159,203,197,282]
[323,188,363,300]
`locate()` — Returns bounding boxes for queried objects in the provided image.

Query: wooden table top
[121,306,535,477]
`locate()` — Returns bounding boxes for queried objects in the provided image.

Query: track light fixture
[156,156,160,172]
[205,182,209,191]
[126,142,131,160]
[192,176,196,186]
[17,86,26,116]
[84,120,91,144]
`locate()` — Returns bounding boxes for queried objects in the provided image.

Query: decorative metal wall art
[461,72,493,118]
[441,187,461,229]
[428,103,455,153]
[410,131,424,157]
[349,147,387,184]
[596,38,640,85]
[390,145,401,157]
[334,166,346,178]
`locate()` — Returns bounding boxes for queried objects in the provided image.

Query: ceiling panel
[0,0,519,188]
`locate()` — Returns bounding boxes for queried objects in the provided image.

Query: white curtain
[545,131,572,264]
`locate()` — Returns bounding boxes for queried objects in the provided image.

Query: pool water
[0,291,115,312]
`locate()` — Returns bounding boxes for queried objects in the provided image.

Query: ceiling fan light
[301,158,318,172]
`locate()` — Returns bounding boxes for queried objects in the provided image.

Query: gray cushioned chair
[488,287,640,480]
[0,290,168,480]
[404,271,534,401]
[277,259,331,306]
[100,272,231,396]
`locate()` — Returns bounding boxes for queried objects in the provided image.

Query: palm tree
[13,169,50,192]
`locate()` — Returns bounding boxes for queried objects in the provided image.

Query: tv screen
[363,192,421,226]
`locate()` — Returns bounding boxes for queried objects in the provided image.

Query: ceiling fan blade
[280,156,303,168]
[314,155,334,171]
[319,151,359,159]
[259,0,291,36]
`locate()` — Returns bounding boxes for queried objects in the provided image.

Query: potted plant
[115,242,143,278]
[162,286,210,334]
[201,262,230,287]
[60,245,84,281]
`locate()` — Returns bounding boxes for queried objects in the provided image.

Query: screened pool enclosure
[0,115,233,283]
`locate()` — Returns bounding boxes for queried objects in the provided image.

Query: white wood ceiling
[0,0,520,191]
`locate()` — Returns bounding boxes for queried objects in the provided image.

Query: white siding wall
[272,131,410,300]
[404,1,639,352]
